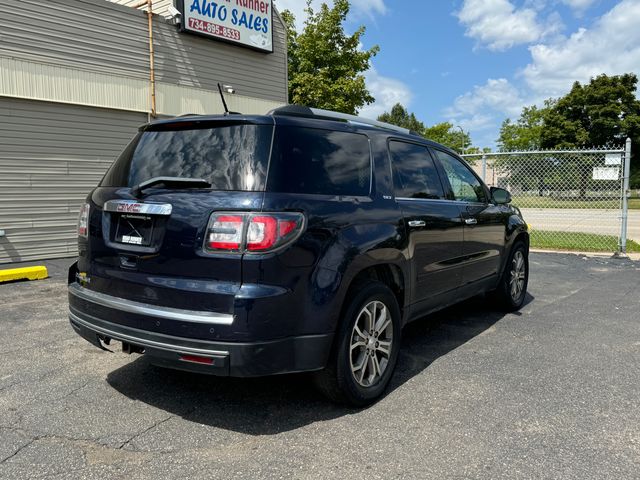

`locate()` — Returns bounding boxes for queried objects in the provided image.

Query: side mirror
[490,187,512,205]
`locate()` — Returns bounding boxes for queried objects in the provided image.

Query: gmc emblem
[116,203,142,213]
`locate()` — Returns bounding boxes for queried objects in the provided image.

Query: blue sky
[274,0,640,148]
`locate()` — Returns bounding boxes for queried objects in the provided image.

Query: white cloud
[561,0,597,12]
[351,0,386,17]
[446,0,640,148]
[444,78,527,147]
[274,0,386,30]
[457,0,559,51]
[522,0,640,96]
[446,78,524,123]
[358,68,413,119]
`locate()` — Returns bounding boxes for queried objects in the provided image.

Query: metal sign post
[620,137,632,255]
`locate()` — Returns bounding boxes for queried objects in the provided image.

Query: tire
[492,241,529,311]
[313,281,402,407]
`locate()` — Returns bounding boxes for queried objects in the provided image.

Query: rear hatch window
[101,123,272,191]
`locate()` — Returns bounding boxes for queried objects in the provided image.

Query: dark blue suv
[68,106,529,406]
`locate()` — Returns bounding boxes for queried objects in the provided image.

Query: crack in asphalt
[0,429,131,466]
[118,415,176,451]
[0,438,37,464]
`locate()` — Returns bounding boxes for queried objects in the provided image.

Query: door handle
[408,220,426,228]
[465,218,478,225]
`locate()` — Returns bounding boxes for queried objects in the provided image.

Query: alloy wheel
[349,300,393,387]
[510,250,526,302]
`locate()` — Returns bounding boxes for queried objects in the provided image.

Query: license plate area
[114,214,154,247]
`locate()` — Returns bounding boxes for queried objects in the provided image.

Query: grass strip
[529,230,640,253]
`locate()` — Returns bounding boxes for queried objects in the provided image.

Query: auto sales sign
[179,0,273,53]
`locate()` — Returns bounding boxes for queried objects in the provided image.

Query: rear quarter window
[267,127,371,196]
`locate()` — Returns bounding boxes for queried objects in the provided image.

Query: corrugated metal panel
[156,83,283,115]
[0,98,147,264]
[0,57,150,113]
[152,10,288,101]
[0,0,288,103]
[0,0,288,263]
[0,57,284,115]
[107,0,175,18]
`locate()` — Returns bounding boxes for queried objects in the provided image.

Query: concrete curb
[531,249,640,261]
[0,265,49,283]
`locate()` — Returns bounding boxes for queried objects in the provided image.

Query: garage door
[0,98,148,264]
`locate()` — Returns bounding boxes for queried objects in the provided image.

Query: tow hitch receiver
[122,342,145,355]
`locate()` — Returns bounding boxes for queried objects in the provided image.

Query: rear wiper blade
[131,177,211,197]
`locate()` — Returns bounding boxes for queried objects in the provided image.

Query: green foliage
[540,74,640,150]
[377,103,425,133]
[282,0,379,115]
[498,74,640,189]
[498,102,553,151]
[423,122,472,154]
[542,74,640,190]
[376,103,472,154]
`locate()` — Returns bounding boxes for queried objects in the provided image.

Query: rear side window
[101,124,272,191]
[389,141,445,199]
[267,127,371,196]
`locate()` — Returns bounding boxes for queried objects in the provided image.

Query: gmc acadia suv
[68,106,529,406]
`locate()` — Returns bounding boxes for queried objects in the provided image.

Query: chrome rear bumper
[68,283,234,325]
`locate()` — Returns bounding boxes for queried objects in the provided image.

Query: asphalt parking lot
[1,253,639,479]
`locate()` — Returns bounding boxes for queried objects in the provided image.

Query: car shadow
[106,293,534,435]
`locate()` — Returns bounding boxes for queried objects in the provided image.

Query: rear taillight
[207,215,244,251]
[78,203,90,238]
[204,212,304,254]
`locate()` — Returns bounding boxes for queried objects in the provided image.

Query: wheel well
[514,231,530,250]
[349,264,405,313]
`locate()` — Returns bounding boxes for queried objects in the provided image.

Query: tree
[282,1,379,115]
[498,103,553,151]
[377,103,425,133]
[376,104,473,153]
[541,74,640,194]
[497,74,640,191]
[377,104,473,153]
[541,74,640,149]
[497,103,555,195]
[423,122,472,154]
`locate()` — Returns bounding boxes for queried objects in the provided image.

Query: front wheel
[493,241,529,311]
[313,281,401,407]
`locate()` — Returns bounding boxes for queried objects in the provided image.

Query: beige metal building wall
[0,98,147,263]
[0,0,288,263]
[107,0,175,18]
[1,0,288,104]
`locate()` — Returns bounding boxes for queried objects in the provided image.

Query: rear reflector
[179,354,215,365]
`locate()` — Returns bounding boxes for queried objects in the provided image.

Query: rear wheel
[314,281,401,407]
[493,241,529,311]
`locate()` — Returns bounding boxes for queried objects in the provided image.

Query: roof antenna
[217,83,240,115]
[217,83,230,115]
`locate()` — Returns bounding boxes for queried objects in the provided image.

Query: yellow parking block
[0,266,48,283]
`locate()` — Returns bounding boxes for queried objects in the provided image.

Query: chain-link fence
[462,144,632,254]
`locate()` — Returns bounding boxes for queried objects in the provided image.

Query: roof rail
[268,105,413,135]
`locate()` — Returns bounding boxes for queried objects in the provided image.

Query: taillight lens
[206,215,244,251]
[78,203,90,238]
[204,212,304,253]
